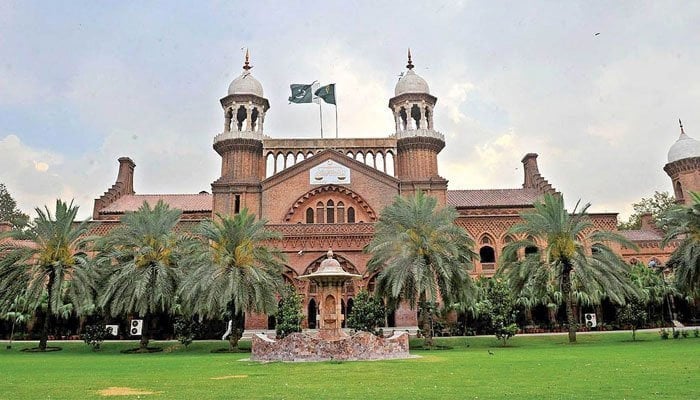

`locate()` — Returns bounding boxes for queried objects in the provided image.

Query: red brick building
[89,54,699,332]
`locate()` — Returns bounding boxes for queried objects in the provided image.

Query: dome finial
[406,48,414,70]
[243,48,252,71]
[326,249,334,259]
[680,118,686,135]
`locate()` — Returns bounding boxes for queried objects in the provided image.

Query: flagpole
[319,101,324,138]
[334,104,338,138]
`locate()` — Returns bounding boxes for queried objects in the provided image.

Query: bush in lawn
[659,328,669,339]
[616,299,648,341]
[475,278,519,346]
[347,290,385,336]
[173,317,202,348]
[275,285,303,339]
[82,324,111,351]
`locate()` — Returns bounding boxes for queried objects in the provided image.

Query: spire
[406,48,414,70]
[243,49,252,71]
[680,118,686,136]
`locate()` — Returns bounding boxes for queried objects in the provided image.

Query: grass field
[0,332,698,399]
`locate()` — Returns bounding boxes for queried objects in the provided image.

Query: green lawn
[0,332,698,399]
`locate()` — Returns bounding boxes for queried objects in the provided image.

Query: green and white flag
[314,84,336,105]
[289,84,314,103]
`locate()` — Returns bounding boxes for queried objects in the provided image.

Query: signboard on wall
[310,160,351,185]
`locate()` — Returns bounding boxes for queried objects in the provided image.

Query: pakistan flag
[288,84,314,103]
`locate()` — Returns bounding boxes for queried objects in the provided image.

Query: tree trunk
[228,311,244,351]
[632,327,636,341]
[561,264,576,343]
[139,313,150,351]
[39,270,56,351]
[419,293,434,348]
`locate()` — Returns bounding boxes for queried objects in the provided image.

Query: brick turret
[390,50,448,205]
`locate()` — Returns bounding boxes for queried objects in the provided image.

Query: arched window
[386,152,395,176]
[480,246,496,271]
[316,202,325,224]
[326,200,335,223]
[675,181,684,202]
[275,153,284,173]
[265,153,275,178]
[365,152,374,168]
[306,208,314,223]
[285,153,295,168]
[347,207,356,223]
[296,152,305,163]
[525,236,539,256]
[410,104,421,129]
[307,299,317,329]
[375,152,385,172]
[502,235,517,262]
[479,246,495,263]
[337,201,345,223]
[355,152,365,164]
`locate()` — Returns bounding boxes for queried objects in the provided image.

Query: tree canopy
[499,193,640,343]
[660,191,700,295]
[618,191,675,230]
[0,183,29,229]
[365,191,476,347]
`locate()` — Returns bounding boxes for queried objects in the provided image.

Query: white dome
[227,72,264,97]
[668,132,700,163]
[394,69,430,96]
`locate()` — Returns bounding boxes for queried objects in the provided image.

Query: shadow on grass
[20,347,62,352]
[120,347,164,354]
[211,348,250,353]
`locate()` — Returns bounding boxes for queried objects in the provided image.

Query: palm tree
[498,193,639,343]
[95,200,183,352]
[179,210,285,351]
[0,200,95,351]
[660,191,700,296]
[365,191,477,348]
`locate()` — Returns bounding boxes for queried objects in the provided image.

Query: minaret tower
[211,51,269,216]
[664,119,700,204]
[390,50,448,204]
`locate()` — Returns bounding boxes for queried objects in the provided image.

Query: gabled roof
[97,194,212,214]
[447,188,542,208]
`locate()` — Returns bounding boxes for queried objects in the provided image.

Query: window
[316,202,325,224]
[337,201,345,223]
[326,200,335,223]
[479,246,495,263]
[306,208,314,223]
[234,194,241,214]
[347,207,355,223]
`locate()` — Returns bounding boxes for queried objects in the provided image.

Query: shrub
[680,330,689,338]
[82,324,111,351]
[672,330,681,339]
[173,317,202,348]
[694,328,699,338]
[347,290,385,336]
[659,328,669,340]
[276,285,303,339]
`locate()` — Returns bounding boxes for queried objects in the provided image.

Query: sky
[1,1,699,221]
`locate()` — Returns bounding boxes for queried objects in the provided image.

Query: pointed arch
[283,185,378,222]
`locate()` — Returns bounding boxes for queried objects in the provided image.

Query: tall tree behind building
[618,191,675,230]
[0,184,29,229]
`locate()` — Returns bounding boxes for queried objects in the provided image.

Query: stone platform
[251,331,410,362]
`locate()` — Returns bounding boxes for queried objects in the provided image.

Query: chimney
[116,157,136,195]
[0,221,12,233]
[521,153,540,189]
[640,213,656,230]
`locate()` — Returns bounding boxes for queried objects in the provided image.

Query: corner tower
[664,120,700,204]
[212,51,269,216]
[390,50,448,204]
